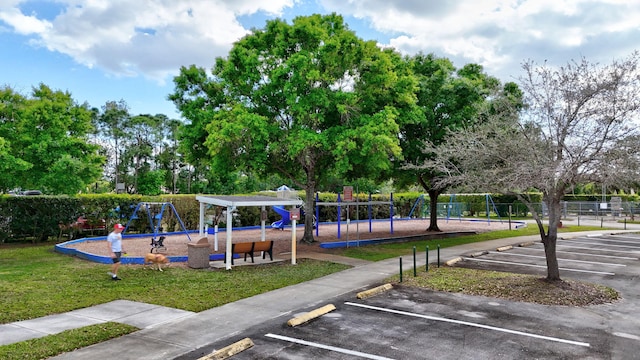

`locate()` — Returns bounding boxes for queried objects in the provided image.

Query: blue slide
[271,206,291,229]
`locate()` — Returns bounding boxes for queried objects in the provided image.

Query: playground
[59,218,512,266]
[56,192,517,266]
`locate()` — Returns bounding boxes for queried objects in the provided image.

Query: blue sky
[1,0,639,118]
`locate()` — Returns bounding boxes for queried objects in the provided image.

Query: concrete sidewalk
[4,220,639,359]
[0,300,195,346]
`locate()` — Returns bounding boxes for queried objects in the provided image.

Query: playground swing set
[123,202,192,253]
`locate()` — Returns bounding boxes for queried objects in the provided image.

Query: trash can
[187,237,211,268]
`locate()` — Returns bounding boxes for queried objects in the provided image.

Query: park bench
[230,240,274,265]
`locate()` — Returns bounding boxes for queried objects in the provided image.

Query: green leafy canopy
[170,13,419,241]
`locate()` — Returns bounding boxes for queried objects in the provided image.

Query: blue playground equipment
[271,205,314,230]
[271,205,291,229]
[408,194,427,218]
[124,202,192,251]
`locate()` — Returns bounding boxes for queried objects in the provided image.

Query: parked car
[7,189,43,196]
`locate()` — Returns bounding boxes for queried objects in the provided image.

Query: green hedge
[0,194,195,244]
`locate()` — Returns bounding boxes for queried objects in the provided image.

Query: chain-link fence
[416,200,639,221]
[561,200,639,220]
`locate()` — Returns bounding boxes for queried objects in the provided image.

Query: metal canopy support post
[337,193,342,239]
[390,193,394,234]
[315,192,320,237]
[291,219,297,265]
[225,206,233,270]
[199,202,205,237]
[261,205,266,241]
[368,193,372,233]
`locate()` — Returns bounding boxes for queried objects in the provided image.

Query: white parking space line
[515,246,637,260]
[265,333,395,360]
[600,235,640,241]
[463,257,616,275]
[569,236,640,245]
[345,302,590,348]
[560,239,640,250]
[490,251,626,267]
[556,244,637,255]
[556,251,637,260]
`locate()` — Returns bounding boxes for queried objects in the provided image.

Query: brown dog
[144,253,170,271]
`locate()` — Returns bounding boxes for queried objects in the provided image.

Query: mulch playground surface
[64,219,511,262]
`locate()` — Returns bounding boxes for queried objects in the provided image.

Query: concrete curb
[496,245,513,252]
[468,251,489,257]
[287,304,336,327]
[356,283,393,299]
[445,257,463,266]
[518,241,536,247]
[197,337,254,360]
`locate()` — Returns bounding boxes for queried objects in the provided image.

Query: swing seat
[150,236,167,253]
[124,202,192,247]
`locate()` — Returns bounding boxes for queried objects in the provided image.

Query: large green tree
[157,118,183,194]
[169,65,226,194]
[169,67,286,195]
[171,14,418,242]
[96,100,129,192]
[396,53,521,231]
[0,84,104,194]
[0,87,32,190]
[121,114,166,194]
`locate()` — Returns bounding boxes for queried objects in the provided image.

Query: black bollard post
[625,218,627,230]
[399,257,403,283]
[437,244,441,268]
[413,246,417,277]
[426,245,429,272]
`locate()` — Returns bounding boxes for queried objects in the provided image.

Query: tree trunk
[301,184,316,244]
[427,189,442,232]
[542,198,562,281]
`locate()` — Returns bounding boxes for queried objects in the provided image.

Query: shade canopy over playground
[195,195,304,270]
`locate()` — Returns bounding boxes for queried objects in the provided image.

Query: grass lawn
[0,246,350,324]
[0,245,350,359]
[0,224,618,358]
[389,266,619,306]
[0,323,138,360]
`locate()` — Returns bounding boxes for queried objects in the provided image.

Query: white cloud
[0,0,296,82]
[1,0,639,86]
[225,0,298,16]
[320,0,640,80]
[0,6,51,35]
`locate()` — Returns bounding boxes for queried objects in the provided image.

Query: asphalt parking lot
[456,233,640,281]
[178,233,640,360]
[179,287,612,359]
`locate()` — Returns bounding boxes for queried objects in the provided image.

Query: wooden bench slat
[229,241,273,265]
[254,241,274,261]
